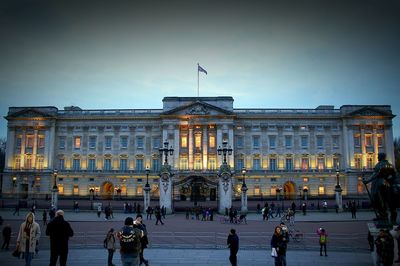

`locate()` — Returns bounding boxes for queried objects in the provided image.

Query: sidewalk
[0,208,377,222]
[0,248,373,266]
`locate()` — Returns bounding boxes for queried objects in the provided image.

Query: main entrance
[174,176,218,208]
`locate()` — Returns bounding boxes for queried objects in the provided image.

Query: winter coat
[106,232,116,250]
[46,215,74,252]
[17,214,41,253]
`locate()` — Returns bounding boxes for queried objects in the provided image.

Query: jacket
[17,214,41,253]
[46,215,74,251]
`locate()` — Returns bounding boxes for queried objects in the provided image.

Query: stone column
[342,122,349,169]
[174,126,180,169]
[21,129,26,168]
[188,127,193,170]
[202,126,208,170]
[228,126,234,167]
[47,122,56,170]
[5,126,15,169]
[360,126,366,167]
[347,126,355,169]
[33,129,38,168]
[216,126,223,166]
[373,128,379,163]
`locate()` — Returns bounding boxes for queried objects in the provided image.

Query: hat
[136,214,143,219]
[124,217,134,225]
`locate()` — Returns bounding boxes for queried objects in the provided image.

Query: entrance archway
[283,181,296,200]
[102,182,114,200]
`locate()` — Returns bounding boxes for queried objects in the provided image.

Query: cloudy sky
[1,0,399,138]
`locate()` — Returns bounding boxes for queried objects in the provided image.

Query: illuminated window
[209,135,215,148]
[37,157,44,169]
[136,186,143,195]
[354,156,361,169]
[367,156,373,169]
[15,156,21,169]
[58,184,64,194]
[25,156,32,169]
[377,135,383,147]
[194,155,202,170]
[365,135,372,147]
[357,177,364,193]
[303,177,309,182]
[38,136,45,149]
[319,186,325,195]
[209,156,217,170]
[354,134,361,147]
[317,157,325,170]
[254,186,261,195]
[74,137,81,149]
[270,187,277,196]
[26,135,34,148]
[301,158,309,170]
[181,136,187,148]
[180,156,188,170]
[73,185,79,195]
[195,134,201,148]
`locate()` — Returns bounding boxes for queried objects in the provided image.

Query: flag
[198,64,207,75]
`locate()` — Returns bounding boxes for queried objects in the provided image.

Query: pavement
[1,209,398,266]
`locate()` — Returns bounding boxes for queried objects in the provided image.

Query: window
[365,135,372,147]
[317,157,325,170]
[16,137,22,151]
[333,157,340,169]
[253,158,261,170]
[269,158,277,171]
[367,156,373,169]
[301,136,308,148]
[136,186,143,195]
[104,158,112,170]
[15,156,21,169]
[136,136,144,149]
[285,136,292,148]
[181,135,187,148]
[37,157,44,169]
[286,158,293,171]
[195,134,202,149]
[316,136,324,148]
[59,137,66,149]
[354,157,361,169]
[73,185,79,195]
[25,156,32,168]
[72,159,80,170]
[180,157,188,170]
[354,134,361,147]
[332,135,339,148]
[105,136,112,149]
[120,158,128,171]
[152,158,160,171]
[59,159,65,170]
[254,186,261,195]
[38,136,45,149]
[377,135,384,147]
[152,137,161,149]
[120,136,128,149]
[209,157,217,170]
[194,155,202,170]
[209,135,215,148]
[253,136,260,148]
[136,158,144,171]
[269,136,276,148]
[88,159,96,171]
[25,135,33,153]
[301,158,309,170]
[236,136,244,148]
[74,137,81,149]
[89,136,96,149]
[236,158,244,170]
[319,186,325,195]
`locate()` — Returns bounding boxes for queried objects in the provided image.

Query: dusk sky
[1,1,399,138]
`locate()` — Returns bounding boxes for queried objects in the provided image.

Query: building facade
[2,97,396,208]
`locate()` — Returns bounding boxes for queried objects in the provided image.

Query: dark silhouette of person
[227,228,239,266]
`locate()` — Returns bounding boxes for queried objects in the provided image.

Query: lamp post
[217,140,233,165]
[159,140,174,165]
[144,166,151,212]
[241,167,248,213]
[335,165,343,212]
[51,169,59,210]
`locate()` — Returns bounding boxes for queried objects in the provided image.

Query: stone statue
[363,153,398,226]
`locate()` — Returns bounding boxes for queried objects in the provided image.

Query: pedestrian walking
[133,214,149,266]
[317,227,328,256]
[351,201,357,219]
[271,225,288,266]
[16,212,41,266]
[117,217,144,266]
[155,206,164,225]
[375,229,394,266]
[1,224,12,250]
[42,209,48,226]
[46,210,74,266]
[227,228,239,266]
[367,231,374,252]
[97,204,102,218]
[13,202,20,216]
[105,228,116,266]
[49,206,56,220]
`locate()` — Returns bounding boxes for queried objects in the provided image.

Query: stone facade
[2,97,396,208]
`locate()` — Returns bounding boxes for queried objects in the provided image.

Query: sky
[1,0,400,139]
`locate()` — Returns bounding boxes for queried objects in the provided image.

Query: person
[322,201,328,212]
[42,209,48,226]
[392,225,400,263]
[117,217,143,266]
[46,210,74,266]
[363,152,398,225]
[1,224,12,250]
[271,226,288,266]
[350,201,357,219]
[375,229,394,266]
[105,228,116,266]
[367,231,374,252]
[133,214,149,266]
[317,227,328,256]
[97,204,102,218]
[227,228,239,266]
[16,212,41,266]
[155,206,164,225]
[49,206,56,220]
[302,202,307,215]
[13,202,20,216]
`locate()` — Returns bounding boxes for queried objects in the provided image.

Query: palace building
[1,96,396,209]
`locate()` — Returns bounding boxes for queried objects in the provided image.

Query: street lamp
[51,169,59,210]
[159,140,174,165]
[217,140,233,164]
[144,166,151,211]
[241,167,248,213]
[335,165,343,212]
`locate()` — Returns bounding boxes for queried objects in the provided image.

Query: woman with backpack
[317,227,328,256]
[105,228,116,266]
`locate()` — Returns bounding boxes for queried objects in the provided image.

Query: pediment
[347,107,393,118]
[162,101,233,116]
[6,108,55,119]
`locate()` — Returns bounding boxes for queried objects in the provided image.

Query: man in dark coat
[1,224,11,250]
[46,210,74,266]
[227,228,239,266]
[133,214,149,266]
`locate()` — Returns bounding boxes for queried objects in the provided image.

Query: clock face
[221,173,230,181]
[161,173,169,182]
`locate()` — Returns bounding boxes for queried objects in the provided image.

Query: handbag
[12,249,21,258]
[271,247,278,257]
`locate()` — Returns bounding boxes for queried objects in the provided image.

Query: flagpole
[197,63,199,97]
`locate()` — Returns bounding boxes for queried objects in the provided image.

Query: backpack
[319,234,327,244]
[119,226,141,254]
[103,238,107,248]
